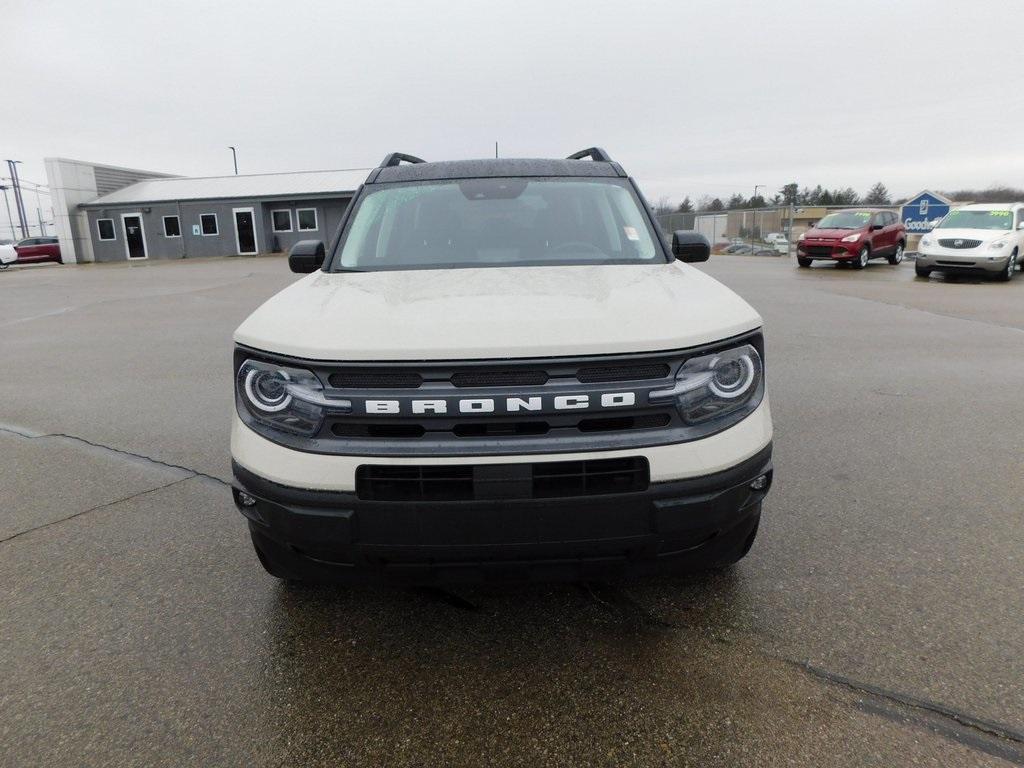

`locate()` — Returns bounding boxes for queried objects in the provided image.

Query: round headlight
[708,353,756,399]
[244,368,292,412]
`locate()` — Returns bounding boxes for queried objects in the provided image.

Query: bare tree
[652,196,675,216]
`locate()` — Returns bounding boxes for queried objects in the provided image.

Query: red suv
[15,236,63,265]
[797,209,905,269]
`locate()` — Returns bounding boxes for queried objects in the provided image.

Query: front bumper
[797,241,859,260]
[232,443,773,584]
[916,249,1009,273]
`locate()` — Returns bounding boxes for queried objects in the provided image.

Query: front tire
[797,257,812,268]
[852,245,870,269]
[997,249,1017,282]
[888,242,904,265]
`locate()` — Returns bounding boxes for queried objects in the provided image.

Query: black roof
[368,149,627,184]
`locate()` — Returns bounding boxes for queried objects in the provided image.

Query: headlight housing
[988,240,1007,250]
[651,343,764,432]
[236,358,349,436]
[798,232,807,241]
[920,236,933,247]
[841,233,860,243]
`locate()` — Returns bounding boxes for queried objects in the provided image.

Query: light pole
[33,185,45,235]
[750,184,765,252]
[229,146,238,175]
[5,160,29,238]
[0,185,14,239]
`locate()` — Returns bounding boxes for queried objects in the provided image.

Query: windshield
[815,211,873,230]
[937,209,1013,231]
[332,178,663,271]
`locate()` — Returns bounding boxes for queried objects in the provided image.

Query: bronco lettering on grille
[364,392,637,415]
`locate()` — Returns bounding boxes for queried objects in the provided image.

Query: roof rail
[378,152,427,168]
[566,147,613,162]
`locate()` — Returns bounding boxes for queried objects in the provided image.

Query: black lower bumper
[231,443,773,584]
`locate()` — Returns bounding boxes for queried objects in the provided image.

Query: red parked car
[797,209,905,269]
[15,236,63,265]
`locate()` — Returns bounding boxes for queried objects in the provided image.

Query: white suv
[230,148,773,584]
[916,203,1024,281]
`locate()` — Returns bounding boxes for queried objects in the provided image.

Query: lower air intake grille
[355,457,649,501]
[804,245,835,257]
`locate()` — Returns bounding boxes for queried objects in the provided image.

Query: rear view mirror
[671,230,711,263]
[288,240,325,273]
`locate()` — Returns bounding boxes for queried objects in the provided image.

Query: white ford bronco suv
[231,148,773,583]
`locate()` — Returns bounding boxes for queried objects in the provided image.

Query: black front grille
[451,369,549,387]
[938,238,982,249]
[577,413,670,432]
[355,457,649,501]
[577,363,669,382]
[452,421,549,437]
[804,245,836,256]
[332,423,426,439]
[327,410,674,440]
[329,370,423,389]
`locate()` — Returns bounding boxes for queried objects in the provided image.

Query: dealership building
[44,157,367,263]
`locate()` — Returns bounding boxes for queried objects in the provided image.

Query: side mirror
[671,230,711,263]
[288,240,325,273]
[870,224,883,231]
[1017,221,1024,230]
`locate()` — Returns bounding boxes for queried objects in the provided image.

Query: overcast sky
[3,0,1023,230]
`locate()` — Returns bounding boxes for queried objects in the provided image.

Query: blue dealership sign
[900,191,951,234]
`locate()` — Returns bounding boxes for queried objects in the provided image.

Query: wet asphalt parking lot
[2,254,1023,767]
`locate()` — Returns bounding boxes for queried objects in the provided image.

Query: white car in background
[916,203,1024,281]
[0,241,17,269]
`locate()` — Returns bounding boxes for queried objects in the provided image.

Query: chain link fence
[655,205,902,257]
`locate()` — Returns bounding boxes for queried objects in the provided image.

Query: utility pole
[750,184,764,253]
[495,141,499,159]
[6,160,29,238]
[32,186,45,235]
[229,146,238,175]
[0,185,14,239]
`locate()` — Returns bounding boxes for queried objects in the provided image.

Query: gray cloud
[4,0,1023,231]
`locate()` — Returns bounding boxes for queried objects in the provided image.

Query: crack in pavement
[792,661,1024,750]
[575,581,1023,762]
[854,697,1024,766]
[3,423,1019,761]
[0,423,229,488]
[0,474,196,546]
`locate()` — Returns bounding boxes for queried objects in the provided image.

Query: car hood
[805,228,861,240]
[929,228,1011,242]
[234,262,763,361]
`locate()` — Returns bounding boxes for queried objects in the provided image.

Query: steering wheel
[550,241,606,256]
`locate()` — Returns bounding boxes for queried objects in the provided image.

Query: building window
[272,210,293,232]
[97,219,116,241]
[297,208,318,231]
[163,215,181,237]
[200,213,218,236]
